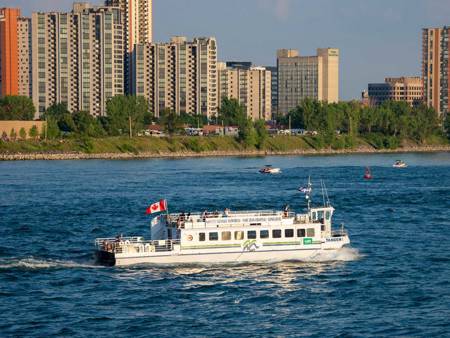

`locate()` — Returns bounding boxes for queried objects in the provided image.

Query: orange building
[0,8,20,97]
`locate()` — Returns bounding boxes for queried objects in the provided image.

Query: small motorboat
[393,160,408,168]
[259,165,281,174]
[364,167,373,180]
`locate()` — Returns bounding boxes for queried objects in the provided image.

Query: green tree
[218,98,246,126]
[29,125,39,140]
[9,128,17,141]
[44,103,70,120]
[445,114,450,141]
[238,117,258,148]
[159,109,184,135]
[254,119,269,149]
[0,96,36,120]
[45,117,61,139]
[106,95,148,136]
[19,127,27,140]
[58,113,77,133]
[72,111,105,137]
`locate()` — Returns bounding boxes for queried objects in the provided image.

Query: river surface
[1,153,450,337]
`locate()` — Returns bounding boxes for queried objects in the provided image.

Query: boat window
[199,233,206,241]
[209,232,219,241]
[307,228,315,237]
[297,229,306,237]
[260,230,269,239]
[234,231,244,240]
[221,231,231,241]
[247,231,257,239]
[272,229,282,238]
[285,229,294,238]
[325,211,331,220]
[312,212,317,220]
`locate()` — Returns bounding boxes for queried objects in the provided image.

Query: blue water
[1,153,450,337]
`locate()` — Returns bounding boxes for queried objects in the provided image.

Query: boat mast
[305,176,313,211]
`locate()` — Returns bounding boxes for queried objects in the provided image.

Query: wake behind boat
[95,180,350,267]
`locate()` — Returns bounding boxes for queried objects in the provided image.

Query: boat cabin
[150,207,335,247]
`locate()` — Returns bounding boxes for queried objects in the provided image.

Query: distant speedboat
[259,165,281,174]
[393,160,408,168]
[364,167,373,180]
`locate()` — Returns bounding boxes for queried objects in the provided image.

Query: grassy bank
[0,135,448,157]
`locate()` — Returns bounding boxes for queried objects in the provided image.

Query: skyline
[2,0,450,100]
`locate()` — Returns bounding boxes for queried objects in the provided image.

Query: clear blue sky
[4,0,450,100]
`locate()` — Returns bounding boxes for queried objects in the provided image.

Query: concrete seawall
[1,145,450,161]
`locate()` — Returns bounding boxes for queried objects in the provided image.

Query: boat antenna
[324,181,331,206]
[305,176,312,210]
[320,180,326,206]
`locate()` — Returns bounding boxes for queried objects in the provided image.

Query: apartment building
[32,4,124,117]
[132,36,218,118]
[277,48,339,115]
[0,8,20,97]
[217,62,271,121]
[266,66,278,116]
[0,8,32,98]
[105,0,152,94]
[368,77,423,107]
[422,27,450,116]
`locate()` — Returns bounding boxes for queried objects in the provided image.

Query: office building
[217,62,271,121]
[422,27,450,116]
[32,4,124,117]
[132,36,218,118]
[368,77,423,107]
[277,48,339,115]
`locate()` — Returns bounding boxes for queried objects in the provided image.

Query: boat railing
[96,238,181,253]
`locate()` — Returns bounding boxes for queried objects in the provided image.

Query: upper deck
[166,209,311,230]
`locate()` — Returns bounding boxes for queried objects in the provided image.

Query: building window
[272,229,282,238]
[209,232,219,241]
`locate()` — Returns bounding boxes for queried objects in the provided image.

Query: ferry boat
[95,181,350,266]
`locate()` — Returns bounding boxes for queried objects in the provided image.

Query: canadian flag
[146,199,168,215]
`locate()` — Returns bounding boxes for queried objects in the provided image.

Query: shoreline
[1,145,450,161]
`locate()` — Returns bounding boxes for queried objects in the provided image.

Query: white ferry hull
[97,237,350,267]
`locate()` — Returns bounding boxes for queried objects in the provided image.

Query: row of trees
[1,94,449,147]
[278,98,445,145]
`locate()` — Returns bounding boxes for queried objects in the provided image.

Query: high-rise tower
[105,0,153,94]
[422,27,450,116]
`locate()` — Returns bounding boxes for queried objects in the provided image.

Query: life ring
[187,234,193,241]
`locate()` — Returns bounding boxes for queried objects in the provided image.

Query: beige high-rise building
[422,27,450,116]
[132,36,218,118]
[32,4,124,117]
[277,48,339,115]
[17,17,31,97]
[105,0,152,94]
[217,63,271,121]
[368,77,423,107]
